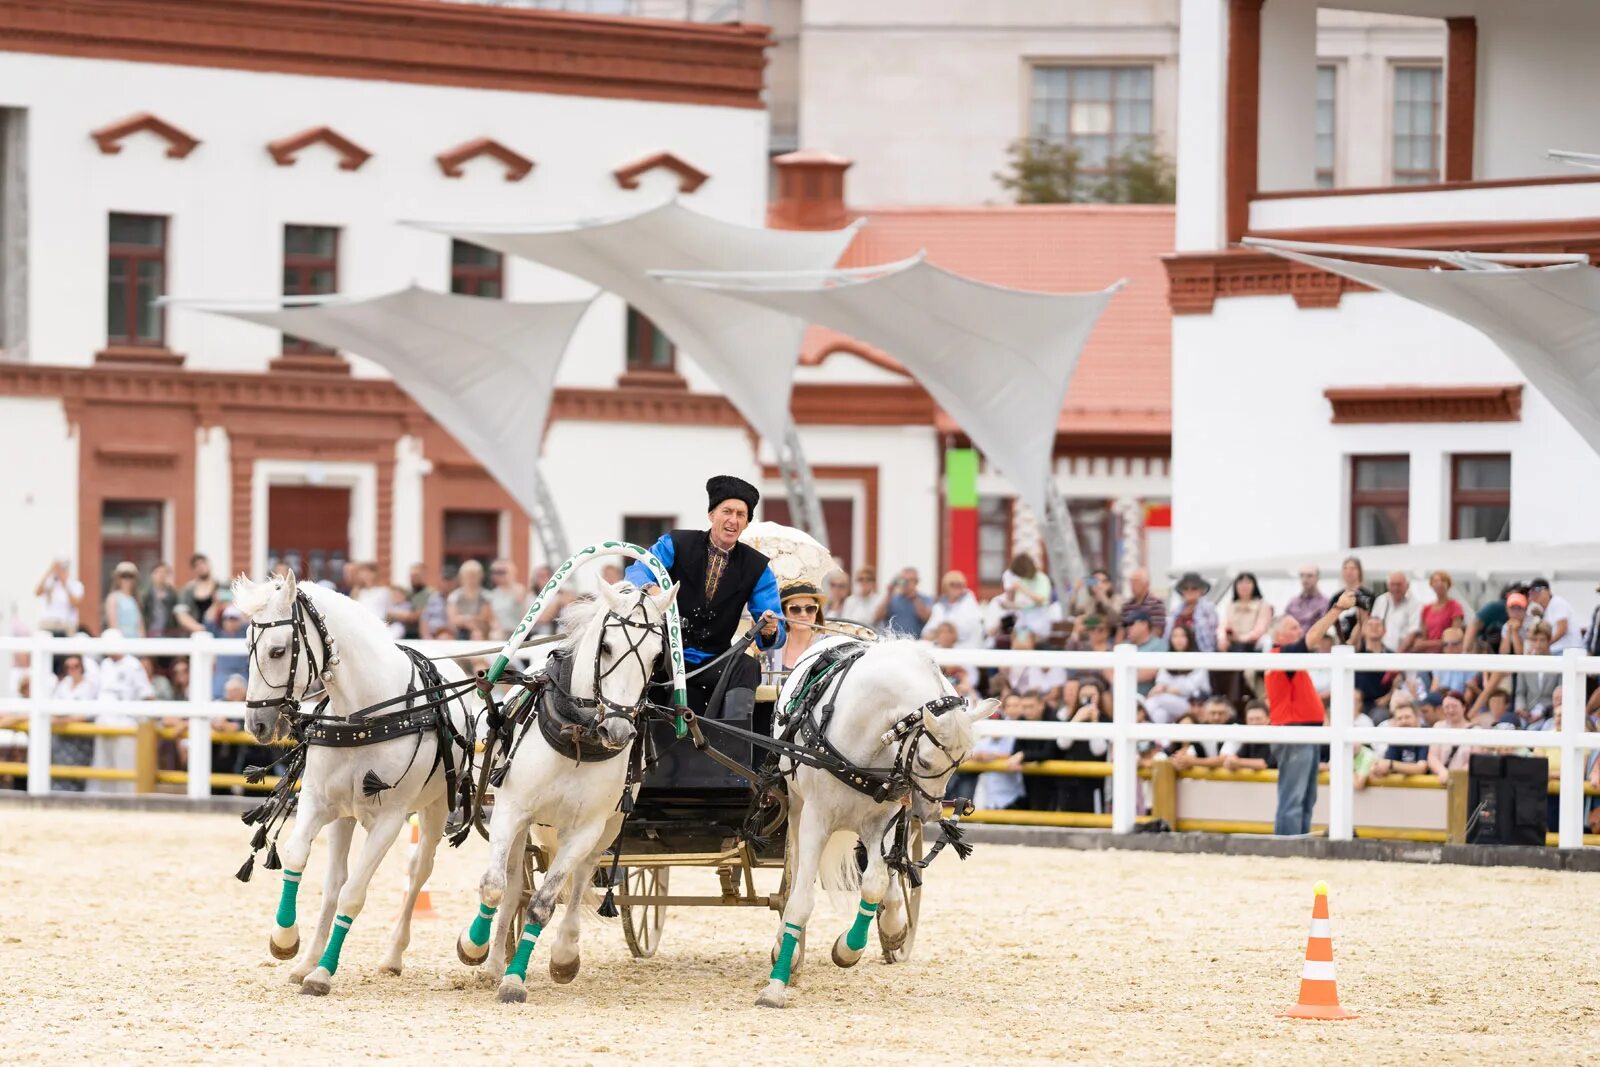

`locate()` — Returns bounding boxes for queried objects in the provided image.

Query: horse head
[565,579,680,751]
[909,689,998,822]
[232,570,325,743]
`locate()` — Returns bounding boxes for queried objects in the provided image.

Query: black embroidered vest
[665,530,770,655]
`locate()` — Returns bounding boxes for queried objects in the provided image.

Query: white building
[1165,0,1600,594]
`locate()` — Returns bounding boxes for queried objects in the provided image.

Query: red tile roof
[800,203,1173,437]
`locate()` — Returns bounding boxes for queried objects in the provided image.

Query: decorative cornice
[798,336,912,378]
[90,111,199,158]
[1325,385,1523,425]
[0,0,771,110]
[612,151,709,193]
[436,137,534,182]
[1164,217,1600,314]
[267,126,372,171]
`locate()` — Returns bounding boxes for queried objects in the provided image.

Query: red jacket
[1264,644,1326,726]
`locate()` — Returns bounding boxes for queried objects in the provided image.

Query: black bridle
[245,588,337,724]
[550,590,667,727]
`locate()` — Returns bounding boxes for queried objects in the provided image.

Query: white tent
[174,286,590,545]
[652,254,1124,519]
[1244,236,1600,456]
[406,201,861,452]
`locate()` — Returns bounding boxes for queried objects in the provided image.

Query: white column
[1256,0,1319,191]
[1175,0,1230,250]
[1407,448,1448,545]
[1110,643,1140,833]
[1327,644,1355,841]
[187,633,215,799]
[391,436,426,586]
[1557,648,1586,849]
[195,425,232,575]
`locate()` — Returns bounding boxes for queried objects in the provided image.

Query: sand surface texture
[2,808,1597,1064]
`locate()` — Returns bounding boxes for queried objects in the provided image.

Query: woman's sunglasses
[785,603,819,616]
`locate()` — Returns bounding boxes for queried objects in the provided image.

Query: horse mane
[557,595,603,648]
[230,574,283,617]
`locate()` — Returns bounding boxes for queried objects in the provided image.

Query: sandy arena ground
[2,807,1598,1065]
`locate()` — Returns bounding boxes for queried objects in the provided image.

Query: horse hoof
[457,933,490,967]
[269,928,299,961]
[380,964,402,977]
[755,981,788,1009]
[497,978,528,1004]
[831,934,863,969]
[879,924,908,955]
[550,955,580,985]
[299,969,332,997]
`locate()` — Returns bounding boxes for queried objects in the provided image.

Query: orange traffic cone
[396,814,439,921]
[1278,880,1356,1021]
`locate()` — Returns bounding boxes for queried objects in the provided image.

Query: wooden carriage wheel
[620,867,669,959]
[499,845,540,961]
[879,822,922,964]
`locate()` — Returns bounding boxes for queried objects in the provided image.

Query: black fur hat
[706,474,760,515]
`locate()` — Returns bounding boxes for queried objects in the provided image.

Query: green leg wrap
[845,899,879,952]
[468,903,497,947]
[769,922,803,985]
[276,869,302,930]
[504,921,543,980]
[317,914,354,976]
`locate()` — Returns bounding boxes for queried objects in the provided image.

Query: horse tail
[817,829,863,914]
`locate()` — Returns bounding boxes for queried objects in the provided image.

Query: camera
[1350,587,1374,614]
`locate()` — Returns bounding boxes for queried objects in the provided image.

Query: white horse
[757,636,996,1009]
[456,579,678,1004]
[234,571,476,996]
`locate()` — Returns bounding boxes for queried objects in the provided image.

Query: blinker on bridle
[245,587,339,722]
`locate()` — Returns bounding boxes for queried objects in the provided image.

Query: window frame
[624,306,676,374]
[1027,62,1157,179]
[622,515,674,551]
[976,495,1014,597]
[1349,454,1411,548]
[1449,453,1511,542]
[99,498,165,597]
[1390,63,1444,185]
[1314,63,1338,189]
[442,507,502,581]
[107,213,168,348]
[450,239,504,299]
[282,224,340,354]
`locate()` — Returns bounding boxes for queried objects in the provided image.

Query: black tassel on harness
[597,887,619,919]
[488,764,508,789]
[235,853,255,882]
[243,764,271,785]
[362,770,392,798]
[938,818,974,861]
[241,802,269,826]
[263,843,283,871]
[250,824,268,851]
[618,788,634,815]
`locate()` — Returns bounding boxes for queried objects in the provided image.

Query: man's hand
[1335,590,1357,611]
[757,610,779,639]
[642,583,662,595]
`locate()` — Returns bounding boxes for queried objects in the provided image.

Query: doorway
[761,498,855,575]
[268,485,351,584]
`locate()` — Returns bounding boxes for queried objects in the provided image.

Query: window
[1315,65,1337,188]
[282,224,339,353]
[1391,65,1442,184]
[1030,65,1154,174]
[107,214,167,346]
[625,307,675,373]
[1451,454,1510,542]
[977,496,1012,590]
[1069,499,1117,577]
[622,515,673,550]
[450,240,503,298]
[1350,456,1409,547]
[443,509,500,581]
[100,500,163,595]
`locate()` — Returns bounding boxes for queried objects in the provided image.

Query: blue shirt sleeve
[748,565,786,650]
[625,532,674,589]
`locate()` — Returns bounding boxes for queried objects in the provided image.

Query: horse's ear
[650,583,680,615]
[596,580,624,613]
[921,704,941,733]
[967,697,1000,724]
[280,568,298,603]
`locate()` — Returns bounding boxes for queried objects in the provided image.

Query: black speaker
[1467,753,1548,846]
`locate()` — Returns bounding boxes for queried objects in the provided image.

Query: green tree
[1092,141,1177,204]
[994,137,1083,204]
[995,136,1176,205]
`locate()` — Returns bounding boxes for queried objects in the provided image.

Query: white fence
[933,645,1600,849]
[4,634,1598,849]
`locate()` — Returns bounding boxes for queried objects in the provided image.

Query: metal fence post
[1327,644,1355,841]
[187,634,215,799]
[1557,647,1585,849]
[1110,642,1139,833]
[26,632,55,796]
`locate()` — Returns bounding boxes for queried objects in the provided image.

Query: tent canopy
[172,286,590,522]
[652,254,1124,516]
[1245,236,1600,457]
[406,200,860,449]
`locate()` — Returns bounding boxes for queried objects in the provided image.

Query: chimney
[768,149,852,230]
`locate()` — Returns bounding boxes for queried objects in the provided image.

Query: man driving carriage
[626,474,785,719]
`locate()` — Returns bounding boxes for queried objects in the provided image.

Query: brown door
[761,498,854,575]
[268,486,351,584]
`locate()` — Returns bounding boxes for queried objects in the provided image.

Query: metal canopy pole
[1042,477,1087,600]
[529,460,572,563]
[778,422,829,548]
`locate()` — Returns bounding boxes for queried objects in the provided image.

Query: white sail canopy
[653,255,1124,516]
[1246,237,1600,457]
[407,201,861,449]
[174,286,590,520]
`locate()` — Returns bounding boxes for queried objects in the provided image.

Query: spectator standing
[92,632,155,795]
[1426,691,1476,783]
[35,559,85,636]
[923,570,984,647]
[1371,571,1423,652]
[48,655,97,792]
[103,561,146,637]
[1218,572,1273,709]
[1464,583,1516,653]
[1120,567,1167,641]
[823,571,850,620]
[874,567,932,638]
[1511,623,1560,726]
[1068,569,1123,628]
[1125,611,1167,697]
[999,554,1053,638]
[487,559,530,641]
[1012,693,1063,811]
[1163,573,1217,652]
[971,695,1024,811]
[142,562,180,637]
[174,554,222,635]
[1055,683,1110,813]
[208,606,250,698]
[1264,596,1343,836]
[1282,566,1331,633]
[1424,627,1477,707]
[1145,623,1210,724]
[446,560,495,640]
[391,563,431,640]
[351,561,400,636]
[1333,556,1366,640]
[1351,616,1396,714]
[1006,628,1067,707]
[1528,578,1583,652]
[837,566,878,627]
[1415,570,1465,652]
